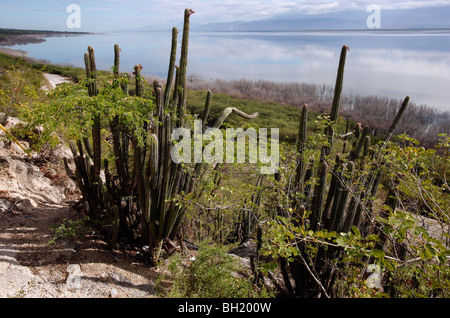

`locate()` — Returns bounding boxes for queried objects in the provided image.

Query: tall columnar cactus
[294,104,308,189]
[84,46,101,182]
[349,125,369,161]
[321,45,349,159]
[322,154,342,220]
[69,138,104,218]
[176,8,195,124]
[113,44,120,76]
[329,161,355,233]
[65,9,261,262]
[164,27,178,109]
[84,46,98,97]
[66,46,104,219]
[134,64,143,97]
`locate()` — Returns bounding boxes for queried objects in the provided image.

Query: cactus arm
[310,161,328,231]
[177,9,195,121]
[212,107,258,128]
[294,104,308,188]
[164,27,178,109]
[202,90,212,129]
[329,161,355,233]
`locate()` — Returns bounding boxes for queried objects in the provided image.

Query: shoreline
[0,47,28,58]
[0,30,90,47]
[0,39,448,149]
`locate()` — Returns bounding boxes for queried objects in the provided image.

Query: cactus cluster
[234,174,264,243]
[276,45,410,297]
[65,8,259,262]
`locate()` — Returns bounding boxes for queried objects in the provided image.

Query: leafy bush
[262,130,450,298]
[48,217,90,245]
[0,53,47,116]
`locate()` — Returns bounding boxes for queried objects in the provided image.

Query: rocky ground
[0,63,273,299]
[0,94,170,298]
[0,119,268,298]
[42,73,70,90]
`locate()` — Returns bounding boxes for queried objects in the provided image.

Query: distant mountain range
[192,6,450,31]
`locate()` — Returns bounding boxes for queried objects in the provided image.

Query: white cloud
[3,0,450,31]
[156,0,450,23]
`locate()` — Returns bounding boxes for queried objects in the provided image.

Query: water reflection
[189,31,450,111]
[9,30,450,111]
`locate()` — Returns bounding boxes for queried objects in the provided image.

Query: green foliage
[381,134,450,224]
[263,209,450,297]
[166,244,272,298]
[0,53,47,116]
[33,78,154,143]
[48,217,90,245]
[1,17,448,299]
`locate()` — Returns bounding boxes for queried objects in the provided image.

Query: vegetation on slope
[0,10,449,298]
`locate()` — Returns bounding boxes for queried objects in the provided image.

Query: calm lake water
[8,30,450,112]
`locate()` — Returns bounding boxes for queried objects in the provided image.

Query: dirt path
[42,73,70,90]
[0,198,166,298]
[0,121,168,298]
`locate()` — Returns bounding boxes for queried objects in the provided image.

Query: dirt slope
[0,88,167,298]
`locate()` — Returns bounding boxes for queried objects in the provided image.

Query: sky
[1,0,450,32]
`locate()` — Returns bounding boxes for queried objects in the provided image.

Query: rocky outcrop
[0,114,76,212]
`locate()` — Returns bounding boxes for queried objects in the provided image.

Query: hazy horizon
[2,0,450,32]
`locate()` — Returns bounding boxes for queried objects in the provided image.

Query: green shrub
[48,217,90,245]
[167,244,272,298]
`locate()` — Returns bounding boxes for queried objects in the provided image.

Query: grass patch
[166,243,273,298]
[187,89,349,143]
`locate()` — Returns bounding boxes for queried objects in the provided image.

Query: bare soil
[0,190,172,298]
[0,132,170,299]
[0,182,173,298]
